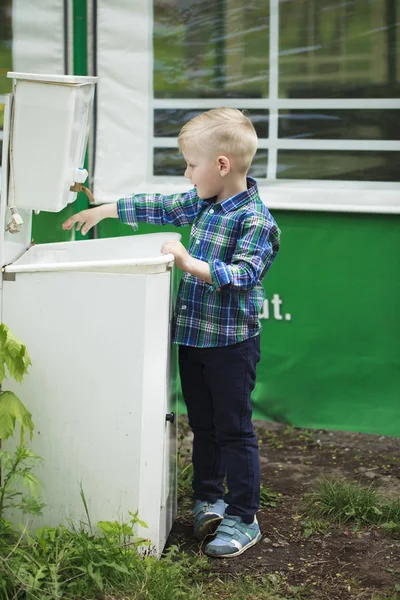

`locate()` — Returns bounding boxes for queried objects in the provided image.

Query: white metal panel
[12,0,65,75]
[3,270,147,530]
[138,272,177,552]
[94,0,153,203]
[2,232,180,554]
[10,78,95,212]
[5,233,179,273]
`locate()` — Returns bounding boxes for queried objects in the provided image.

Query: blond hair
[178,107,258,174]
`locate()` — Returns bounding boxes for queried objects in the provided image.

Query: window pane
[154,148,268,178]
[0,0,12,99]
[277,150,400,181]
[0,0,12,167]
[154,0,269,98]
[153,148,185,176]
[278,109,400,140]
[248,150,268,179]
[154,109,269,138]
[279,0,400,99]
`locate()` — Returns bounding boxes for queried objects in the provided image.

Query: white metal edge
[267,0,279,180]
[153,98,400,110]
[138,272,171,554]
[5,254,176,274]
[0,96,12,286]
[153,138,399,151]
[7,72,98,85]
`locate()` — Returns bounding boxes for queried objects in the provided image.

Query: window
[0,0,12,166]
[152,0,400,211]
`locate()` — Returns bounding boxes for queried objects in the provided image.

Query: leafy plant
[260,485,281,509]
[0,324,43,521]
[300,517,331,538]
[0,323,33,442]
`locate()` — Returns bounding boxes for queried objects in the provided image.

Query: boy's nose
[184,166,190,179]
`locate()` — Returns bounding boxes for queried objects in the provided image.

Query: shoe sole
[194,515,224,540]
[205,531,262,558]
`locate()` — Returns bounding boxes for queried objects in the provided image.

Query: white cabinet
[2,233,179,555]
[1,73,179,556]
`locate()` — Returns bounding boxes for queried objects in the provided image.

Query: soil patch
[167,419,400,599]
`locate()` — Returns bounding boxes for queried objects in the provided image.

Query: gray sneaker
[205,515,261,558]
[192,499,226,540]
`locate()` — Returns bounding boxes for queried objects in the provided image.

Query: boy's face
[182,148,222,200]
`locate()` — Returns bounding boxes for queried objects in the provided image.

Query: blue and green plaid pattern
[117,177,280,347]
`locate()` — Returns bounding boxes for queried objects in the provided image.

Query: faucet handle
[6,207,24,234]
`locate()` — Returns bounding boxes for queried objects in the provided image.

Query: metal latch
[165,412,175,424]
[3,271,16,282]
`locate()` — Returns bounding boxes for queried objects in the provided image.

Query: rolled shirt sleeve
[117,188,202,229]
[209,214,280,292]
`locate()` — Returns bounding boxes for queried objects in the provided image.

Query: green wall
[89,210,400,437]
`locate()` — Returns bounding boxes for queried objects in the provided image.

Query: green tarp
[32,208,400,437]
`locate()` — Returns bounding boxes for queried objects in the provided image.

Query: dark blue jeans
[178,336,261,523]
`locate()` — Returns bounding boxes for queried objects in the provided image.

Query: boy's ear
[217,155,231,177]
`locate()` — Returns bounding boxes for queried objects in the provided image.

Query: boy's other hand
[161,240,190,271]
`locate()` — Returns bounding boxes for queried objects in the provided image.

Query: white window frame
[150,0,400,214]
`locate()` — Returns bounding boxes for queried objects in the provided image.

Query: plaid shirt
[117,177,280,347]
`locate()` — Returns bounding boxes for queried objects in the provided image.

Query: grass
[0,512,211,600]
[198,573,308,600]
[303,476,400,531]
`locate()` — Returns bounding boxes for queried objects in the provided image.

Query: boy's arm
[208,215,280,291]
[117,189,200,230]
[161,214,280,289]
[161,240,212,284]
[62,189,201,235]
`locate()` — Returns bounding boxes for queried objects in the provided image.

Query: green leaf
[87,563,103,591]
[0,323,32,383]
[0,390,34,440]
[0,360,5,383]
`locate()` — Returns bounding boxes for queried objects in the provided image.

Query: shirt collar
[201,177,259,213]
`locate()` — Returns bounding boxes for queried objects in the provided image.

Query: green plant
[304,477,400,529]
[0,324,43,521]
[260,485,281,508]
[177,426,193,509]
[1,514,210,599]
[300,517,331,538]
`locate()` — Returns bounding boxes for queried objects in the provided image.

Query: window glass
[153,0,269,99]
[153,0,399,188]
[0,0,12,166]
[277,150,400,181]
[0,0,12,131]
[278,109,400,140]
[154,148,268,179]
[279,0,400,99]
[154,108,269,138]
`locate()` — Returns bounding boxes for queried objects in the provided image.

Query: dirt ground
[168,418,400,599]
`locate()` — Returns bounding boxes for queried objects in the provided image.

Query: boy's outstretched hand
[62,204,118,235]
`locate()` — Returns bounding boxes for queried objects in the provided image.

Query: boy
[62,108,280,558]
